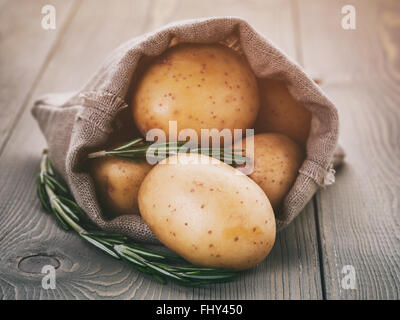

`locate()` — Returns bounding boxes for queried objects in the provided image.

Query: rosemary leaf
[87,137,249,168]
[113,138,144,151]
[80,233,120,259]
[36,152,238,286]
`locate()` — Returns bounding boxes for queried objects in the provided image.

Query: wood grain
[0,0,78,153]
[297,0,400,299]
[0,0,322,299]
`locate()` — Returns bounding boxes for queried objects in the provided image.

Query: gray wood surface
[0,0,77,152]
[298,0,400,299]
[0,0,398,300]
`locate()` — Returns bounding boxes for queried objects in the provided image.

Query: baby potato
[254,79,311,147]
[235,133,304,211]
[90,156,152,218]
[138,153,276,270]
[132,43,259,140]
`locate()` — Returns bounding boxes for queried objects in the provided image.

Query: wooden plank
[0,0,78,153]
[0,0,322,299]
[297,0,400,299]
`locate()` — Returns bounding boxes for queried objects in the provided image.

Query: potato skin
[90,156,152,218]
[138,154,276,270]
[236,133,304,211]
[254,79,311,147]
[132,43,259,140]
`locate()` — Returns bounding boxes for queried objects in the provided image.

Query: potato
[90,156,152,218]
[132,43,259,140]
[138,153,276,270]
[235,133,304,211]
[254,79,311,147]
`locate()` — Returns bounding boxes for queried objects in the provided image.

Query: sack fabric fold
[32,17,342,243]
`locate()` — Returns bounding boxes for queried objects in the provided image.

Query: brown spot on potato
[223,225,262,240]
[106,180,115,193]
[234,237,239,241]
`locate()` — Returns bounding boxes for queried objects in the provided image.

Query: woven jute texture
[32,17,341,243]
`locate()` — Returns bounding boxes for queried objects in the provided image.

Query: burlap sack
[32,17,342,244]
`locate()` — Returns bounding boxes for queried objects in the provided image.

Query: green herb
[87,138,248,167]
[36,152,238,286]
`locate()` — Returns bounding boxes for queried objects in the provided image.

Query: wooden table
[1,0,399,300]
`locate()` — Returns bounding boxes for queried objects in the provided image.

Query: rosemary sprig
[36,152,238,286]
[87,138,248,167]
